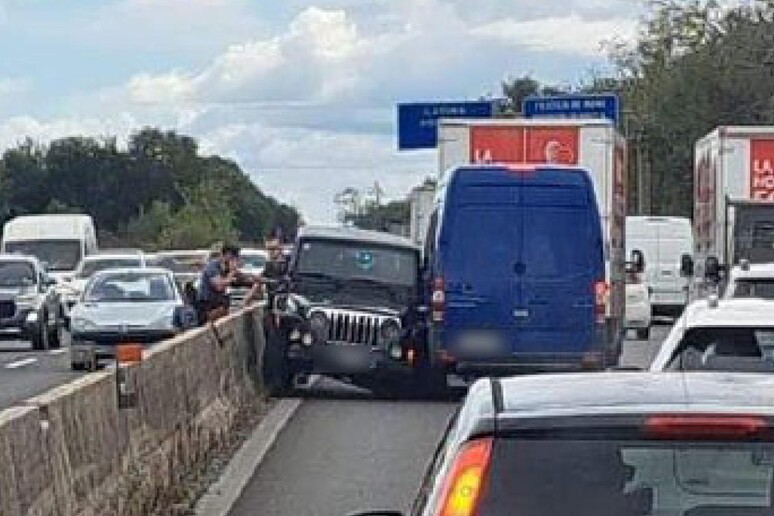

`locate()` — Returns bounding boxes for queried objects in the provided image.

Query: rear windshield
[479,437,774,515]
[666,326,774,371]
[732,279,774,300]
[77,258,141,278]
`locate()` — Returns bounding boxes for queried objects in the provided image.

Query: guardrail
[0,307,266,516]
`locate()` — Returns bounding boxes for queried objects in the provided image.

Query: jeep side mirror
[705,256,721,283]
[680,254,694,277]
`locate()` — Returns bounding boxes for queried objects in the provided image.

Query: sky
[0,0,642,223]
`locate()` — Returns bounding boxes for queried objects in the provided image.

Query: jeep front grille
[314,309,399,346]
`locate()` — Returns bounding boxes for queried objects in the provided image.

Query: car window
[85,273,176,302]
[0,262,36,287]
[666,327,774,371]
[732,279,774,300]
[477,437,774,516]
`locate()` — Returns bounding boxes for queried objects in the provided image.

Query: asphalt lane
[0,332,86,410]
[225,327,671,516]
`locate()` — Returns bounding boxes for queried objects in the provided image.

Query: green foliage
[345,200,410,233]
[0,128,301,249]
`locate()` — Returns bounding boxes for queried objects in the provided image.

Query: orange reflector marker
[407,348,416,366]
[645,415,769,440]
[116,344,143,365]
[435,438,493,516]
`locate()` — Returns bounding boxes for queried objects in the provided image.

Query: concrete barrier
[0,307,266,516]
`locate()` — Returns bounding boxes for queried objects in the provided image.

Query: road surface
[225,325,670,516]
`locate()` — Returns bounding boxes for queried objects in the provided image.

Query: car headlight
[309,311,328,342]
[150,313,175,330]
[379,320,401,346]
[71,318,97,332]
[15,294,39,306]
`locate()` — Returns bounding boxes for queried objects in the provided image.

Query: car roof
[298,225,419,251]
[466,372,774,423]
[82,253,144,261]
[730,263,774,279]
[90,267,172,277]
[680,298,774,327]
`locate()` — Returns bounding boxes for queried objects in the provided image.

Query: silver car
[69,267,196,370]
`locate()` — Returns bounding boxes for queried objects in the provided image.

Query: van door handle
[514,262,526,275]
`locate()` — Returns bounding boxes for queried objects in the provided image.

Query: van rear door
[442,183,520,339]
[515,173,602,354]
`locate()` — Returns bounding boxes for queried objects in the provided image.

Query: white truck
[1,214,98,282]
[408,183,436,250]
[437,118,628,355]
[694,127,774,285]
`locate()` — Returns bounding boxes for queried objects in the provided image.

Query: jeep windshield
[295,239,417,288]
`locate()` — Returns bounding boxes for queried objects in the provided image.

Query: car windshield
[152,254,206,274]
[0,262,36,288]
[474,437,774,516]
[296,239,417,287]
[84,272,176,303]
[732,279,774,300]
[4,240,81,271]
[666,326,774,371]
[77,258,142,279]
[241,254,267,269]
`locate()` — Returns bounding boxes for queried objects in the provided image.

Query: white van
[1,215,98,281]
[626,216,694,316]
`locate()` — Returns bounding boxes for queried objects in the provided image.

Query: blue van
[424,165,608,375]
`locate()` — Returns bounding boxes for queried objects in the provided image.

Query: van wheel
[636,328,650,340]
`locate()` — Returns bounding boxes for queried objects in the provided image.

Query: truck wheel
[263,326,293,397]
[71,360,86,371]
[636,328,650,340]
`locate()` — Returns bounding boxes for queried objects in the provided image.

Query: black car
[351,372,774,516]
[0,254,61,350]
[263,226,440,397]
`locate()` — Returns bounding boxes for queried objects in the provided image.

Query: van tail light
[434,438,493,516]
[593,280,608,324]
[432,277,445,323]
[645,415,770,440]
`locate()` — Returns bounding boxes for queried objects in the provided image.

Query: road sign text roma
[751,140,774,200]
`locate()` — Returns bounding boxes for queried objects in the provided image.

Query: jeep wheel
[263,325,293,397]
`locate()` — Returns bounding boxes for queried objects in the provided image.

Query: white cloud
[473,14,638,56]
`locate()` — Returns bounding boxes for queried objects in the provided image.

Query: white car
[625,272,652,340]
[722,262,774,300]
[650,297,774,372]
[240,248,268,276]
[58,251,147,324]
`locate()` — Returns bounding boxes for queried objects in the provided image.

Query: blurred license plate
[458,332,502,354]
[331,347,370,367]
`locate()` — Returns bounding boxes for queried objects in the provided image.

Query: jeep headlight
[309,311,328,343]
[379,320,401,346]
[71,317,97,332]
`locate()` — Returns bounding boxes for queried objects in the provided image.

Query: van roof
[2,214,94,240]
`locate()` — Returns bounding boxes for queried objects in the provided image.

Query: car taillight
[593,280,608,324]
[432,277,445,323]
[645,415,770,440]
[434,438,493,516]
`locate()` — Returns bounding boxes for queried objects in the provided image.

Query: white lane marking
[49,349,67,356]
[5,357,38,369]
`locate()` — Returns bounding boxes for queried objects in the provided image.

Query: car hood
[73,302,178,325]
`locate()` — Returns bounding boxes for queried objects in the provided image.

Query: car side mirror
[680,254,694,277]
[627,249,645,274]
[704,256,721,283]
[173,306,197,329]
